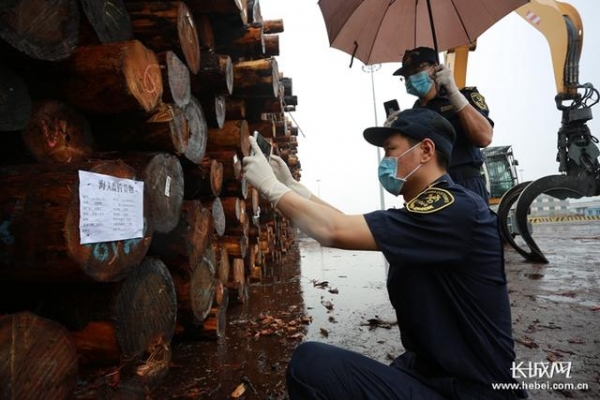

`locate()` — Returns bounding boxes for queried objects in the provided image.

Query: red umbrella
[318,0,529,66]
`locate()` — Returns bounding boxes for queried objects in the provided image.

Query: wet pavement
[85,221,599,399]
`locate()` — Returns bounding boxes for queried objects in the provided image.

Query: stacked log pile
[0,0,301,396]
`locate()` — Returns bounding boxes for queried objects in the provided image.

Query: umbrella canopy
[318,0,529,66]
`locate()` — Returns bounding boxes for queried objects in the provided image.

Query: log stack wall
[0,0,302,395]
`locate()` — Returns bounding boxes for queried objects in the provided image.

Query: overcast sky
[259,0,600,214]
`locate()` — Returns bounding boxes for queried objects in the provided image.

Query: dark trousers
[286,342,448,399]
[286,342,522,400]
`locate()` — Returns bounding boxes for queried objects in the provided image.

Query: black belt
[449,165,482,180]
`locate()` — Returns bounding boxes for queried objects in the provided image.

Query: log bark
[92,103,188,156]
[0,65,31,131]
[222,235,248,258]
[221,197,246,226]
[0,0,79,61]
[22,100,94,163]
[233,58,280,98]
[150,200,213,269]
[0,311,79,400]
[191,52,233,96]
[80,0,134,43]
[248,120,275,139]
[0,160,153,283]
[100,152,184,233]
[263,34,279,57]
[213,241,230,285]
[158,50,191,107]
[194,13,215,51]
[207,119,250,157]
[214,23,264,59]
[182,96,208,164]
[263,19,283,34]
[225,98,246,120]
[221,177,248,199]
[126,1,201,74]
[245,97,283,120]
[183,157,223,198]
[53,40,163,114]
[189,0,247,26]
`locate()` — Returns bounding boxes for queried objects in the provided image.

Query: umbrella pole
[425,0,440,63]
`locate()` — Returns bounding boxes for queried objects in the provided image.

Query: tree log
[22,100,94,163]
[248,120,275,139]
[225,97,246,120]
[212,241,230,285]
[264,34,279,57]
[194,13,215,51]
[53,40,162,114]
[92,103,188,156]
[183,157,223,198]
[0,64,31,131]
[221,178,248,201]
[207,119,250,157]
[263,19,283,34]
[80,0,134,43]
[182,95,208,164]
[206,150,241,180]
[126,1,200,74]
[0,311,79,400]
[191,52,233,96]
[199,94,226,129]
[247,0,262,24]
[196,285,228,340]
[233,58,279,98]
[208,197,225,237]
[188,0,247,26]
[0,0,79,61]
[245,97,283,121]
[158,50,191,107]
[150,200,212,270]
[222,235,248,258]
[0,160,152,283]
[51,257,176,368]
[214,23,264,59]
[226,257,248,304]
[100,152,184,233]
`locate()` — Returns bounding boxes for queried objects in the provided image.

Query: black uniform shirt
[363,175,517,388]
[413,87,493,168]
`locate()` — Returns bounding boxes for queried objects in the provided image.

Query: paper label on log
[165,176,171,197]
[78,171,144,244]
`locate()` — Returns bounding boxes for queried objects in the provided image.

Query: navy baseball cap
[393,47,438,76]
[363,108,456,159]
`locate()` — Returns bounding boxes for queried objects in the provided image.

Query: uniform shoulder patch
[406,188,454,214]
[470,92,488,111]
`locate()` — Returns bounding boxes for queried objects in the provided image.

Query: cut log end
[123,41,164,113]
[177,2,201,74]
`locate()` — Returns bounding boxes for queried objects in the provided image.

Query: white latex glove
[269,155,312,199]
[434,64,468,112]
[243,136,291,205]
[383,110,402,127]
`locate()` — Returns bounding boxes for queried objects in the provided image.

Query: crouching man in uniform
[243,108,527,399]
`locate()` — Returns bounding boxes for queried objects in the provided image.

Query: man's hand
[434,64,468,112]
[243,137,291,205]
[269,155,312,199]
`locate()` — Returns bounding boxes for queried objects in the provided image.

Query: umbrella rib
[450,0,474,43]
[365,0,397,64]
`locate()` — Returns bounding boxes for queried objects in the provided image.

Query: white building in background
[528,194,600,217]
[529,194,570,217]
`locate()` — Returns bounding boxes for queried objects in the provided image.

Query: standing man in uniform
[394,46,493,200]
[243,108,526,399]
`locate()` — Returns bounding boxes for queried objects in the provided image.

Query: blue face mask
[405,70,433,98]
[378,143,422,196]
